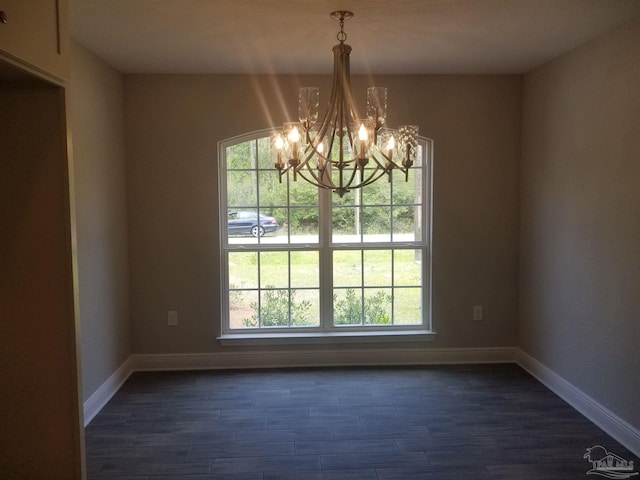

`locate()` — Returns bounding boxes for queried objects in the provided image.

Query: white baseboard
[516,348,640,458]
[84,346,639,459]
[83,356,134,426]
[84,346,514,424]
[129,346,517,371]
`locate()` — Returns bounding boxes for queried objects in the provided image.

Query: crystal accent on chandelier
[367,87,387,130]
[272,11,418,197]
[299,87,319,129]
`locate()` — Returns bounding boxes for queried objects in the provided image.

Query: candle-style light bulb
[316,142,324,169]
[358,123,368,141]
[288,126,300,160]
[289,126,300,143]
[275,135,284,166]
[386,136,395,159]
[358,124,368,158]
[271,131,285,168]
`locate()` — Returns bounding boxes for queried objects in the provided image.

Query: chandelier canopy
[272,11,419,197]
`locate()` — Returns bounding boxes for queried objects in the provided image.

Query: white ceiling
[71,0,640,75]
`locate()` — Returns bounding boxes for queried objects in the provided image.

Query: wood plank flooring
[85,364,637,479]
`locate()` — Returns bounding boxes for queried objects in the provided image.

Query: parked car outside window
[228,211,279,237]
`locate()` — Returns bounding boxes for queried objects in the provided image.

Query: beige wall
[519,18,640,428]
[71,41,131,401]
[123,74,521,354]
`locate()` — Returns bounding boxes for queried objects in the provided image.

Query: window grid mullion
[360,249,365,326]
[254,140,264,326]
[257,252,262,328]
[254,139,261,246]
[389,174,394,242]
[319,187,333,331]
[287,251,292,327]
[391,248,396,326]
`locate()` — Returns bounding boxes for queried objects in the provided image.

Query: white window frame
[217,129,434,344]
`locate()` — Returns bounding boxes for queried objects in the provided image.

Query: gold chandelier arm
[276,161,295,183]
[296,168,336,191]
[297,142,317,170]
[340,162,358,192]
[370,145,412,175]
[311,41,351,144]
[354,163,388,187]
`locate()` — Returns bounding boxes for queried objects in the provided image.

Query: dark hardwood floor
[85,364,637,479]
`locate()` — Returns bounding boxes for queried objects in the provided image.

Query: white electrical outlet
[168,310,178,326]
[473,305,483,321]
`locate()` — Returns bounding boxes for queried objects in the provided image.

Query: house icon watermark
[584,445,638,479]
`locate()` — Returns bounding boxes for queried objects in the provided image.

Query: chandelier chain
[337,18,347,43]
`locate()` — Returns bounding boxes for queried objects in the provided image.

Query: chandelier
[272,10,419,197]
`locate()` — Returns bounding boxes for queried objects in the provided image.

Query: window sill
[217,330,436,347]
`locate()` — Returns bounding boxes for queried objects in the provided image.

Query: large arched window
[218,129,432,341]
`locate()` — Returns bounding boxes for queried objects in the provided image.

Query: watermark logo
[584,445,638,479]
